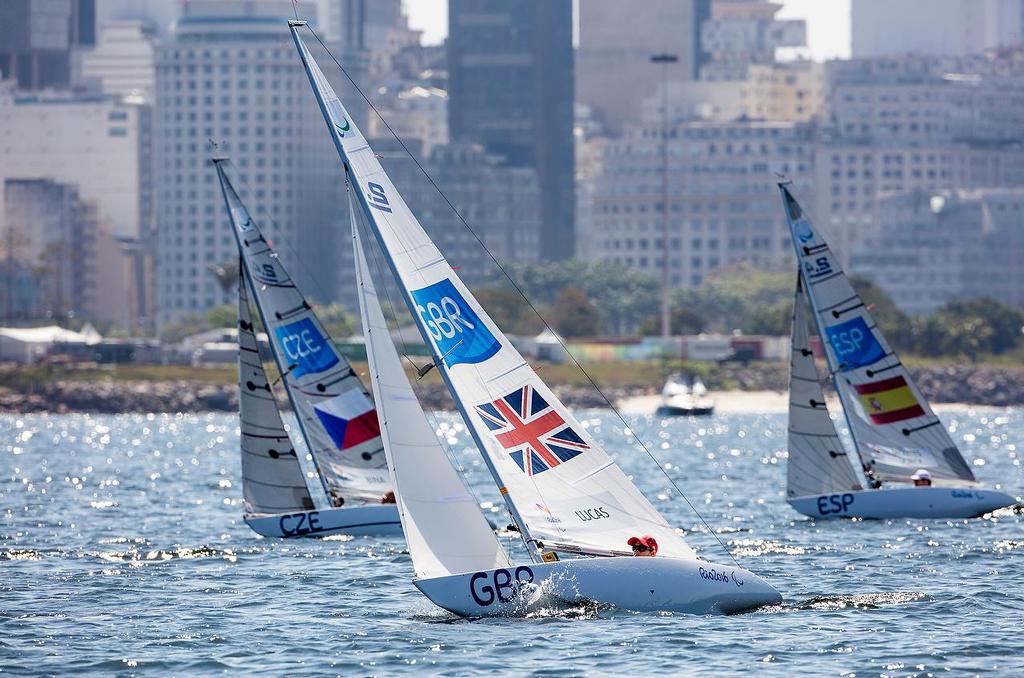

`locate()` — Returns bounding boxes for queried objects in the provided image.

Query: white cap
[911,469,931,481]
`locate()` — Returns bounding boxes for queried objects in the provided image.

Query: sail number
[469,566,535,606]
[367,182,393,213]
[417,296,476,342]
[829,326,865,357]
[278,511,325,536]
[816,493,855,515]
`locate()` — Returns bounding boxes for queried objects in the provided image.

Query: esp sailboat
[215,158,402,538]
[291,20,781,615]
[780,183,1016,519]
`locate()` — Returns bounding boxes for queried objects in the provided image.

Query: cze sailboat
[780,183,1016,519]
[290,20,781,615]
[215,158,402,538]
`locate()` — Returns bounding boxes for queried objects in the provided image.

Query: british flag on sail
[475,384,590,476]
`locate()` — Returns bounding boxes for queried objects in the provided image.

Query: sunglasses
[631,543,651,552]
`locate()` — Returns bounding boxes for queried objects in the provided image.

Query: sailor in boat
[911,469,933,487]
[628,535,658,557]
[380,490,396,504]
[329,489,345,507]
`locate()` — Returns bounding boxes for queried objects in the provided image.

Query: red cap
[627,535,658,554]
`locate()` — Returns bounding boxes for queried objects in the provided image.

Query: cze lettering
[574,506,611,522]
[274,319,339,378]
[469,566,535,607]
[816,493,855,515]
[278,511,323,537]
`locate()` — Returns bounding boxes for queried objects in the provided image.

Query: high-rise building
[852,189,1024,314]
[376,140,542,286]
[80,20,157,100]
[153,1,346,327]
[0,81,152,241]
[852,0,1024,58]
[816,53,1024,263]
[0,0,96,90]
[2,179,98,321]
[700,0,806,81]
[94,0,180,37]
[578,118,815,288]
[448,0,575,260]
[577,0,710,137]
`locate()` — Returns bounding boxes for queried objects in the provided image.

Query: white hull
[788,486,1017,519]
[414,556,781,617]
[244,505,402,538]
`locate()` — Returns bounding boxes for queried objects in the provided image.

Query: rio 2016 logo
[410,280,500,368]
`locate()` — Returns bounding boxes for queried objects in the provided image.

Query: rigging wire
[303,25,740,567]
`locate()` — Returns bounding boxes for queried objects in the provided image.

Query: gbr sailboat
[290,20,781,615]
[780,183,1016,519]
[215,158,401,538]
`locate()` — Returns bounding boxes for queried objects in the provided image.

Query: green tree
[206,303,236,329]
[314,302,357,338]
[849,276,912,350]
[552,286,600,338]
[472,286,543,335]
[159,312,208,344]
[936,298,1024,355]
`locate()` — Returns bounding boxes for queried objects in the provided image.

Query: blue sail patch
[825,317,885,371]
[274,318,339,378]
[410,279,500,367]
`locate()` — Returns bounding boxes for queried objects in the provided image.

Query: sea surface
[1,408,1022,676]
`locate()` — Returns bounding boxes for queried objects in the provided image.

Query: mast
[214,158,333,502]
[779,183,873,488]
[285,21,540,558]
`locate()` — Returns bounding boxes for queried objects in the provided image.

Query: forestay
[291,23,696,560]
[787,276,864,498]
[779,184,976,486]
[215,160,390,502]
[351,196,511,577]
[237,265,316,515]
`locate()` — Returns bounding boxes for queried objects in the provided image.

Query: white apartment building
[578,118,815,287]
[153,2,350,326]
[0,81,151,241]
[852,189,1024,315]
[80,20,157,100]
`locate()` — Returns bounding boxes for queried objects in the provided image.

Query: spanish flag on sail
[853,376,925,424]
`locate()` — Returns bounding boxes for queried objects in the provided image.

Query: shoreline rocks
[1,363,1022,414]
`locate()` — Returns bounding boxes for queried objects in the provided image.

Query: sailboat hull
[244,505,402,538]
[414,556,781,617]
[788,487,1017,520]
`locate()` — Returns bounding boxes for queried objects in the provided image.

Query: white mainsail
[237,264,316,515]
[215,159,391,502]
[351,194,511,577]
[780,184,977,486]
[787,275,864,498]
[291,23,696,560]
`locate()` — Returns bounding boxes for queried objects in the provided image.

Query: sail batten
[237,265,316,515]
[779,184,977,487]
[291,24,697,561]
[215,159,392,505]
[786,276,864,498]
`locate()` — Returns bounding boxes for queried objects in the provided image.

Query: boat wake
[763,591,930,613]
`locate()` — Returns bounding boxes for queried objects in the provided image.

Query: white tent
[0,326,92,363]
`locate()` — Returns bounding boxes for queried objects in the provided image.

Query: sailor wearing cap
[627,535,658,557]
[911,469,932,487]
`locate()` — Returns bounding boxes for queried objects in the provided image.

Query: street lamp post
[650,53,678,340]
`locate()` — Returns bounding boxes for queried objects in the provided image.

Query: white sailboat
[291,20,781,615]
[656,373,715,417]
[215,158,402,538]
[780,183,1016,519]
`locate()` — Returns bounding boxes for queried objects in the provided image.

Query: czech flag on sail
[854,376,925,425]
[475,384,589,476]
[312,389,381,451]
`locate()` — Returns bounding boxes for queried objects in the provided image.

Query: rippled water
[2,408,1022,676]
